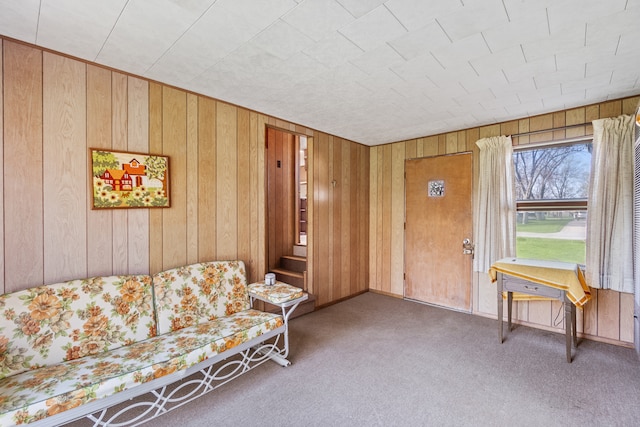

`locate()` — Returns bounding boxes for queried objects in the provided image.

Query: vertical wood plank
[619,292,634,343]
[198,97,217,261]
[148,83,163,274]
[332,137,342,301]
[369,147,379,291]
[597,289,620,340]
[445,132,457,154]
[42,52,87,283]
[359,143,370,293]
[381,144,392,293]
[237,108,252,275]
[315,133,330,304]
[390,142,404,296]
[216,102,238,259]
[111,72,128,274]
[599,100,622,119]
[162,87,188,270]
[327,136,335,302]
[376,146,384,292]
[3,42,44,291]
[86,65,113,277]
[186,93,199,264]
[127,76,149,274]
[248,112,260,282]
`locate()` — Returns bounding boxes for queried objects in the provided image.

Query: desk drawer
[503,276,564,299]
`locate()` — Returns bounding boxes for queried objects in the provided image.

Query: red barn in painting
[101,169,132,191]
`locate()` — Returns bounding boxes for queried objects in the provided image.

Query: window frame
[513,137,592,212]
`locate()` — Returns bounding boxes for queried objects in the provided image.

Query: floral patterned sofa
[0,261,306,427]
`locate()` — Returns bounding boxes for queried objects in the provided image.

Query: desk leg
[498,273,503,343]
[572,303,577,347]
[565,295,572,363]
[507,291,513,331]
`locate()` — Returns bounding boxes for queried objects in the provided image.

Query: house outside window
[513,139,592,265]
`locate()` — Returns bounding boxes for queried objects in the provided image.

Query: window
[513,140,592,264]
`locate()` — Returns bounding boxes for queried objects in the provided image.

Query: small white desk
[489,258,591,363]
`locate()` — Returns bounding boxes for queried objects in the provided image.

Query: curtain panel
[473,135,516,273]
[586,114,634,293]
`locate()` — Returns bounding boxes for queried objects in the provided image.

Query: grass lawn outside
[516,237,585,265]
[516,217,573,233]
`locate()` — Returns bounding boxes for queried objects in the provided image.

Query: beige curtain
[473,135,516,273]
[586,115,634,293]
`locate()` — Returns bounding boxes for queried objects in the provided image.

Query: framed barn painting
[90,149,170,209]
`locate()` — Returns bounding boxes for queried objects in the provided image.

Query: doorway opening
[296,136,308,246]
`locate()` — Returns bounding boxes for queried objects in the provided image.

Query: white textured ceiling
[1,0,639,145]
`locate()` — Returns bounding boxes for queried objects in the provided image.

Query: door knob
[462,238,474,255]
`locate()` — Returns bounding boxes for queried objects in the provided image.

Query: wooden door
[405,153,473,311]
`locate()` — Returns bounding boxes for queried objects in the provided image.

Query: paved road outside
[517,219,586,240]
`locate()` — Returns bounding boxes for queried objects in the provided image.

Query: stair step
[280,255,306,273]
[271,268,305,289]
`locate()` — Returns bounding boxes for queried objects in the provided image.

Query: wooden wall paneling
[517,119,530,145]
[331,138,342,301]
[622,96,640,114]
[237,108,252,277]
[373,146,383,292]
[585,105,599,124]
[42,52,87,283]
[162,87,187,270]
[526,299,551,327]
[257,115,267,280]
[359,144,370,293]
[552,111,566,140]
[381,144,393,294]
[186,94,199,265]
[619,292,635,343]
[248,112,260,283]
[565,107,586,139]
[369,146,379,291]
[405,139,417,159]
[3,42,44,291]
[111,72,129,274]
[583,288,598,336]
[327,136,336,302]
[86,65,113,277]
[342,140,353,298]
[350,143,359,294]
[456,131,467,152]
[390,142,404,296]
[438,134,446,155]
[0,39,3,293]
[479,124,501,139]
[529,113,553,143]
[216,102,238,259]
[500,120,519,138]
[127,76,150,274]
[197,97,216,262]
[314,133,330,304]
[148,83,163,274]
[421,136,437,156]
[445,132,457,154]
[597,289,621,340]
[266,127,277,269]
[599,100,622,119]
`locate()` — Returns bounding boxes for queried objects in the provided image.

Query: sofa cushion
[153,261,250,335]
[0,275,156,380]
[0,309,283,426]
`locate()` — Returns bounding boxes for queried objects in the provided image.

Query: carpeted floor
[69,292,640,426]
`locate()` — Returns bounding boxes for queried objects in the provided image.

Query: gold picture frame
[90,148,170,209]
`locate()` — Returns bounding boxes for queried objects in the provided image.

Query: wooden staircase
[270,254,315,318]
